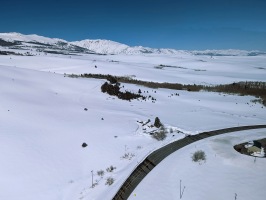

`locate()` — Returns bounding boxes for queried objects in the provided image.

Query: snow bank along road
[112,124,266,200]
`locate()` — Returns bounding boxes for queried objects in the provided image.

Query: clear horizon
[1,0,266,51]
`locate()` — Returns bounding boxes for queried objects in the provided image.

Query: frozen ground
[0,46,266,200]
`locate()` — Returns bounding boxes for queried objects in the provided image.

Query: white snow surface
[1,53,266,85]
[0,33,266,200]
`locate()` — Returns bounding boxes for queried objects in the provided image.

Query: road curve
[112,125,266,200]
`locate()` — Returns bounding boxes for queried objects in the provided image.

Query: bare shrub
[152,130,166,141]
[136,145,142,150]
[97,170,105,177]
[105,177,114,186]
[106,165,116,173]
[92,182,98,188]
[121,152,135,160]
[159,124,166,131]
[101,81,145,101]
[192,150,206,162]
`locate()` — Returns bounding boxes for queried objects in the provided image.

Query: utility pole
[180,180,185,199]
[91,170,94,188]
[180,180,181,199]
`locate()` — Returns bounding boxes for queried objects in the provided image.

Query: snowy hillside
[0,32,266,200]
[70,39,188,55]
[70,39,130,54]
[0,32,66,44]
[0,32,95,55]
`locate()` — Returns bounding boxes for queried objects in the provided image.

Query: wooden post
[91,170,94,188]
[180,179,185,199]
[180,180,181,199]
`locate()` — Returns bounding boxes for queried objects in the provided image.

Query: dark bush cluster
[106,75,118,84]
[154,117,162,128]
[101,82,120,96]
[203,81,266,106]
[101,76,146,101]
[0,39,21,46]
[152,130,167,141]
[0,51,23,56]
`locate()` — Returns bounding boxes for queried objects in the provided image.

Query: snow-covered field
[0,33,266,200]
[1,53,266,85]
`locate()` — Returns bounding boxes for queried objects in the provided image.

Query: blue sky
[1,0,266,50]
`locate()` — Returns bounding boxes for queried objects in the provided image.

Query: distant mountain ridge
[70,39,188,55]
[0,32,66,44]
[0,32,265,56]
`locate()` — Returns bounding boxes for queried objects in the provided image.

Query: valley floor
[0,52,265,200]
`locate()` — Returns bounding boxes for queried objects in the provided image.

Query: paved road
[112,125,266,200]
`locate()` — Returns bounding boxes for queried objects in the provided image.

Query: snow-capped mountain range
[70,39,188,55]
[0,32,66,44]
[0,32,265,56]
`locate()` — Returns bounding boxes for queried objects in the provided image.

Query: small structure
[245,141,262,155]
[253,147,265,157]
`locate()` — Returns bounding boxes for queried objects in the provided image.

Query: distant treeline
[68,73,266,106]
[0,39,21,47]
[0,50,23,56]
